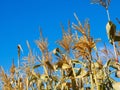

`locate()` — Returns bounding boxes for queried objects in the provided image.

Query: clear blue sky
[0,0,120,71]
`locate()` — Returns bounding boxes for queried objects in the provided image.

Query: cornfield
[0,0,120,90]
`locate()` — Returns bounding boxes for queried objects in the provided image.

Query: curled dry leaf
[115,70,120,78]
[41,74,48,82]
[62,63,71,70]
[113,82,120,90]
[43,52,54,72]
[55,54,69,70]
[53,48,61,57]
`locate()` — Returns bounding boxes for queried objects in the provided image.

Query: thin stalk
[89,52,94,90]
[26,77,29,90]
[54,78,62,90]
[18,78,20,90]
[18,50,20,69]
[90,74,94,90]
[106,9,110,21]
[43,65,50,79]
[94,74,102,90]
[69,59,77,90]
[17,45,20,89]
[42,55,50,79]
[17,44,23,69]
[113,41,118,63]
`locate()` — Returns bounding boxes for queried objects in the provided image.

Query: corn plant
[0,0,120,90]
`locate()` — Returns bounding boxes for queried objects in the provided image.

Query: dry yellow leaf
[62,63,71,70]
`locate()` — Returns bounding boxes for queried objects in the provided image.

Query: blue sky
[0,0,120,71]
